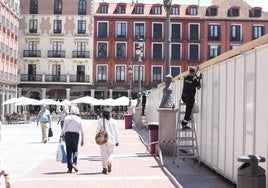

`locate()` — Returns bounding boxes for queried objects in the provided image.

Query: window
[171,67,181,77]
[153,23,162,39]
[230,25,241,41]
[100,5,108,13]
[116,22,127,38]
[54,0,62,14]
[208,24,221,41]
[30,0,38,14]
[189,24,199,40]
[52,64,61,81]
[77,42,86,57]
[28,64,36,81]
[154,6,161,14]
[134,23,144,39]
[29,19,38,33]
[97,42,108,59]
[172,7,179,15]
[116,43,126,59]
[117,5,125,14]
[78,20,86,34]
[228,8,240,17]
[171,43,181,60]
[134,42,144,60]
[97,65,107,82]
[135,6,143,14]
[152,43,162,60]
[253,9,261,17]
[116,66,125,83]
[171,23,181,40]
[152,67,162,83]
[53,20,62,33]
[189,7,197,15]
[252,26,264,40]
[52,41,61,56]
[134,66,144,83]
[208,45,220,59]
[77,65,85,82]
[28,41,37,51]
[78,0,87,15]
[98,22,108,38]
[189,44,199,61]
[211,8,217,16]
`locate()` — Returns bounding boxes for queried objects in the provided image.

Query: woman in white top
[96,108,119,174]
[59,106,84,173]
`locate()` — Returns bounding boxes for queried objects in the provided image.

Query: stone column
[109,89,113,98]
[66,88,71,100]
[157,108,178,155]
[41,88,46,99]
[1,91,6,116]
[90,89,95,111]
[134,107,142,128]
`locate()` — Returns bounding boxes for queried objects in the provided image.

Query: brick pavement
[11,120,180,188]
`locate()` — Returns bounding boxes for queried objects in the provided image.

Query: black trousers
[181,95,195,123]
[64,132,79,171]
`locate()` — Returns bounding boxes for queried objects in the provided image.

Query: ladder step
[178,145,197,149]
[178,137,196,141]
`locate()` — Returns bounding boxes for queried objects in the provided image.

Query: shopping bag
[60,143,67,163]
[56,143,62,162]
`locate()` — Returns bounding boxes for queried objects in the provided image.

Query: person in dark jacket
[181,66,201,129]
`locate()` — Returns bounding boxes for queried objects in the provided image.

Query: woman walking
[96,108,119,174]
[59,106,84,173]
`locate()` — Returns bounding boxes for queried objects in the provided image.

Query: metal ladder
[173,100,200,167]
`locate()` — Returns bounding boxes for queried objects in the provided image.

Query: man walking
[181,66,201,130]
[36,104,52,143]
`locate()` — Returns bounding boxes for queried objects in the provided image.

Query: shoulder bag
[95,118,108,145]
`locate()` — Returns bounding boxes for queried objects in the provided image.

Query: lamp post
[159,0,173,108]
[135,38,144,107]
[128,62,133,107]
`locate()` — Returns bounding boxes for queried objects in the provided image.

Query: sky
[96,0,268,11]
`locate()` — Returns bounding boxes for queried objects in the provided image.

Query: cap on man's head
[189,67,196,72]
[103,107,110,113]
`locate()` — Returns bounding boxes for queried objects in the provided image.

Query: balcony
[72,51,90,58]
[45,75,67,82]
[20,74,91,84]
[70,75,90,82]
[20,74,42,82]
[48,50,65,58]
[23,50,41,57]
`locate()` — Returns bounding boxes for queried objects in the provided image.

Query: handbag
[48,126,53,137]
[95,118,108,145]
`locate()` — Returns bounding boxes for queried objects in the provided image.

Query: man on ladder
[181,65,201,130]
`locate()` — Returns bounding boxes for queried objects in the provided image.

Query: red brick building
[93,0,268,99]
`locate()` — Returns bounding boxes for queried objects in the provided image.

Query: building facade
[93,0,268,101]
[15,0,268,114]
[0,0,20,116]
[18,0,94,112]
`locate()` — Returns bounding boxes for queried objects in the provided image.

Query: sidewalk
[1,119,236,188]
[9,120,178,188]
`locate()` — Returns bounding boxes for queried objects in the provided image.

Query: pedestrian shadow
[78,172,103,175]
[43,171,68,175]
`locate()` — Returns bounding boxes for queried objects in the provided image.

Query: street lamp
[159,0,173,108]
[128,62,133,107]
[135,38,144,107]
